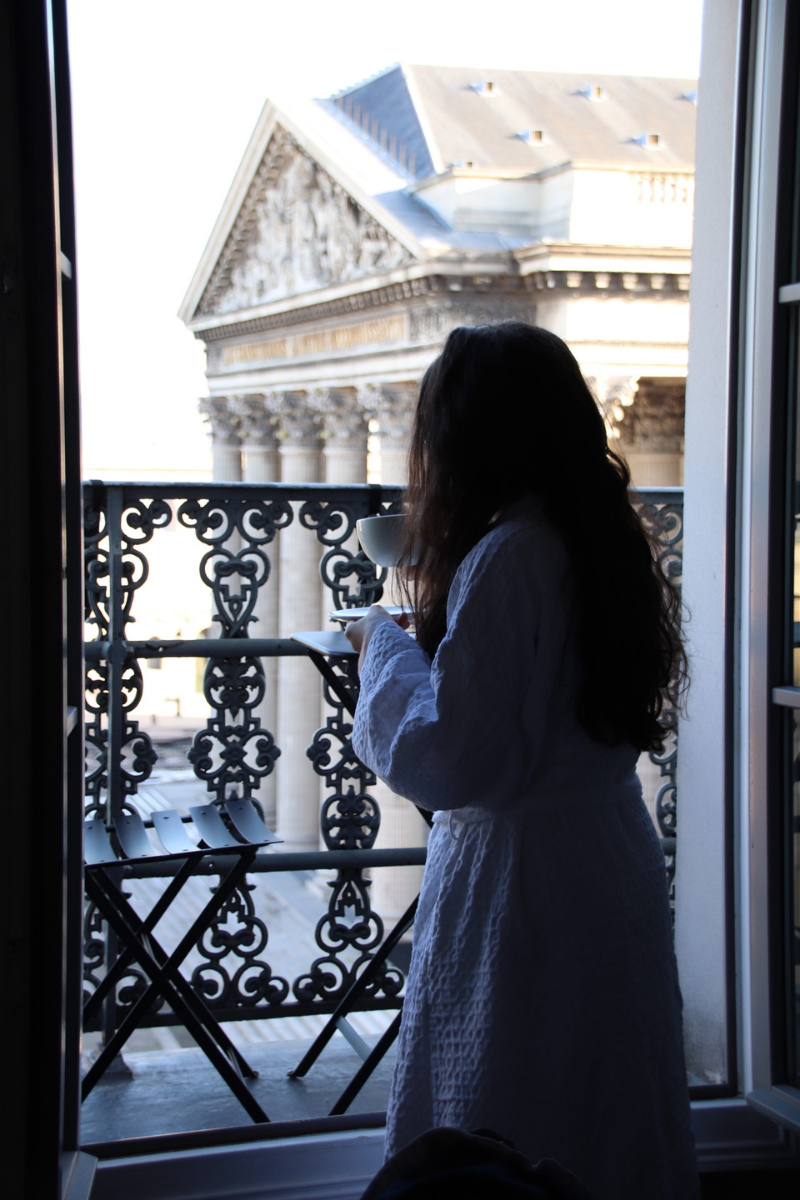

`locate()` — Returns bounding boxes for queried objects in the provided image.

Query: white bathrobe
[351,497,699,1200]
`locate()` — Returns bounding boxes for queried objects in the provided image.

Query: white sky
[67,0,704,478]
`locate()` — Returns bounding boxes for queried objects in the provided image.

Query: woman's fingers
[344,615,367,652]
[344,605,398,668]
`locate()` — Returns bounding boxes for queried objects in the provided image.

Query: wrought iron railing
[82,481,683,1042]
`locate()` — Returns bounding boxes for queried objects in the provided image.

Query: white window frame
[678,0,800,1157]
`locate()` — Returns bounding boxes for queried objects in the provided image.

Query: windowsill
[88,1099,800,1200]
[747,1087,800,1137]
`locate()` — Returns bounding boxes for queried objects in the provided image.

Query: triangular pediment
[196,125,417,317]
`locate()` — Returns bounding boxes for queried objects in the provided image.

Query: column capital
[355,382,381,415]
[586,374,640,439]
[307,387,369,449]
[229,394,279,449]
[198,396,241,445]
[265,390,322,449]
[375,382,418,450]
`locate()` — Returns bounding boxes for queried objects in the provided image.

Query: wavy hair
[398,322,687,753]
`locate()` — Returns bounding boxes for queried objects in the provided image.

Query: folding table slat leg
[89,870,257,1081]
[83,871,270,1123]
[328,1011,403,1116]
[87,859,259,1079]
[83,856,197,1025]
[289,894,418,1080]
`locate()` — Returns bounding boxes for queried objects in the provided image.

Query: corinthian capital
[355,382,381,417]
[376,382,418,449]
[229,394,279,448]
[307,387,368,449]
[587,374,640,438]
[198,396,240,445]
[264,390,322,448]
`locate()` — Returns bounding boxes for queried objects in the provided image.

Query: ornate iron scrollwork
[83,488,294,1022]
[179,495,291,807]
[300,495,405,1005]
[191,879,289,1010]
[639,497,684,904]
[83,494,172,819]
[163,495,291,1013]
[299,498,390,611]
[84,483,680,1044]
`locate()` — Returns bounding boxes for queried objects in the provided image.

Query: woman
[345,323,699,1200]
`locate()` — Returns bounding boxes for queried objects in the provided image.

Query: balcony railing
[81,481,683,1091]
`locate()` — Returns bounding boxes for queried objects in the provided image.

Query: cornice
[514,241,692,273]
[188,244,691,340]
[194,265,689,347]
[411,162,695,192]
[196,276,441,343]
[196,275,532,344]
[524,270,690,294]
[184,257,517,335]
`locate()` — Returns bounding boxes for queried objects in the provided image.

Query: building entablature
[189,255,690,363]
[183,265,519,340]
[187,240,690,337]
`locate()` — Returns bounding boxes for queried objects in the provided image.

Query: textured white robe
[351,497,699,1200]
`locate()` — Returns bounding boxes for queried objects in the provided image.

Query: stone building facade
[179,65,696,911]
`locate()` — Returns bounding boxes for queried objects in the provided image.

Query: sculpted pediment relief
[198,127,416,316]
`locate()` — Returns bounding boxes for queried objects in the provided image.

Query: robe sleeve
[351,529,545,811]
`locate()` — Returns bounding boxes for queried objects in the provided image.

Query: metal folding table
[82,800,281,1123]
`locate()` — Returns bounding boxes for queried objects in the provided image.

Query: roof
[323,65,697,177]
[180,67,697,326]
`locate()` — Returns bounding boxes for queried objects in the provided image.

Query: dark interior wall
[0,0,83,1195]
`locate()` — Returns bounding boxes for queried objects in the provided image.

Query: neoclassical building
[180,64,696,906]
[181,64,695,489]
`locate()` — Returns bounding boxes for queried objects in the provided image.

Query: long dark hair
[398,322,687,754]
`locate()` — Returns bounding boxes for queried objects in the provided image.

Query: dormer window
[681,89,698,104]
[520,128,547,144]
[580,84,605,102]
[472,80,499,97]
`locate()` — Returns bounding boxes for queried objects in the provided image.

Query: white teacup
[356,514,411,567]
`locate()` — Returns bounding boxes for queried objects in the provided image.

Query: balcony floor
[80,1033,395,1144]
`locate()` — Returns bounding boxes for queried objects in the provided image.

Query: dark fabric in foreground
[360,1127,596,1200]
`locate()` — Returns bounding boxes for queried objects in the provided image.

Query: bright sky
[67,0,704,478]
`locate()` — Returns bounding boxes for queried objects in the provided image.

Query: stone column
[313,388,370,489]
[232,394,280,827]
[270,392,324,849]
[199,396,242,481]
[374,382,418,485]
[197,396,242,774]
[234,393,280,486]
[361,383,428,924]
[307,388,371,847]
[309,387,371,616]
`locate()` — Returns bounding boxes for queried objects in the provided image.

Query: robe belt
[431,776,643,840]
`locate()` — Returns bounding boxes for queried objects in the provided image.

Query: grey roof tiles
[323,65,697,178]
